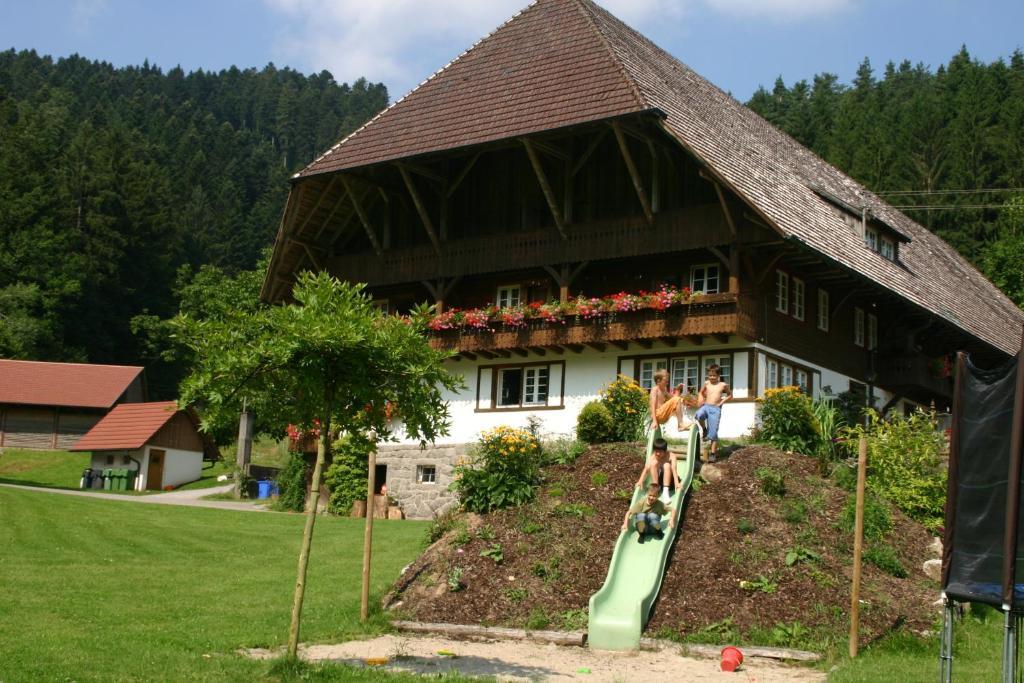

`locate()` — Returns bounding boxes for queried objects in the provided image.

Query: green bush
[755,466,787,497]
[811,398,845,462]
[781,500,808,524]
[831,462,858,492]
[845,409,947,528]
[323,433,372,515]
[576,400,614,443]
[864,544,907,578]
[543,436,588,464]
[737,518,756,534]
[601,375,649,442]
[273,452,309,512]
[840,492,893,540]
[451,426,542,513]
[757,386,819,454]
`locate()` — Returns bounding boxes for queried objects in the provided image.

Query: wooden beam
[756,252,785,284]
[398,165,442,253]
[494,350,512,358]
[565,344,585,354]
[571,129,608,177]
[710,179,738,239]
[510,348,529,358]
[707,246,730,269]
[446,153,481,198]
[527,346,547,356]
[522,138,567,238]
[635,340,653,349]
[713,334,730,344]
[608,340,629,350]
[461,351,478,361]
[295,175,341,236]
[611,120,653,224]
[477,350,498,359]
[686,335,704,345]
[301,243,323,270]
[585,342,607,352]
[530,138,570,161]
[661,337,678,347]
[546,345,565,355]
[396,161,445,184]
[648,139,660,214]
[342,176,383,256]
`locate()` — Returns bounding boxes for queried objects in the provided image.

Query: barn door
[146,449,165,490]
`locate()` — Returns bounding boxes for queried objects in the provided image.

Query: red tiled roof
[0,359,143,409]
[70,401,181,451]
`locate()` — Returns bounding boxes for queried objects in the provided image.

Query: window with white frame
[690,264,720,295]
[792,278,805,321]
[671,357,700,395]
[775,271,789,313]
[497,365,550,407]
[702,355,732,389]
[854,307,865,347]
[880,237,895,260]
[496,285,521,309]
[865,227,879,251]
[817,289,830,332]
[795,369,810,394]
[867,313,878,351]
[417,465,436,484]
[639,358,668,390]
[781,365,794,387]
[766,358,779,389]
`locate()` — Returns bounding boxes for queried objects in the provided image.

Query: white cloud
[265,0,852,98]
[71,0,109,33]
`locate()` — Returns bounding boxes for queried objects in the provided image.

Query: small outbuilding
[70,401,206,491]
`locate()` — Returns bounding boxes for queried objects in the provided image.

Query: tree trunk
[286,415,330,658]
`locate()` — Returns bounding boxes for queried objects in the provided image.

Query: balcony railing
[429,293,752,354]
[877,354,953,399]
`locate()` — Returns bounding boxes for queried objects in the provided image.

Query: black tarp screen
[943,354,1023,606]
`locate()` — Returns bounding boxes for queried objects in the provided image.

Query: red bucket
[720,646,744,672]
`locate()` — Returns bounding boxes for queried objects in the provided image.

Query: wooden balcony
[877,354,953,401]
[429,293,753,355]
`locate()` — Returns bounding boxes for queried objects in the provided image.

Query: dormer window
[496,285,521,309]
[864,227,879,251]
[880,237,895,260]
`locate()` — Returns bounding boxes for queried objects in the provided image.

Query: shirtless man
[694,364,731,462]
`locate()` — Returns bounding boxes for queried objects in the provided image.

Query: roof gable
[0,359,143,409]
[70,401,186,451]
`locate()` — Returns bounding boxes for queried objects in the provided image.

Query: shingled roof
[0,359,143,409]
[292,0,1024,356]
[70,401,182,451]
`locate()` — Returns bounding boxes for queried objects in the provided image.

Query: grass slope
[0,448,89,489]
[0,488,428,681]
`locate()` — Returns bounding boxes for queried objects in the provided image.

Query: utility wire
[894,204,1009,210]
[876,188,1024,196]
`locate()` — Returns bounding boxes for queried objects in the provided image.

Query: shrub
[831,462,858,492]
[845,409,947,528]
[811,398,845,463]
[323,433,373,515]
[757,386,819,454]
[755,466,787,497]
[737,518,756,534]
[447,566,464,592]
[451,426,543,513]
[591,471,610,487]
[864,544,907,578]
[503,587,527,604]
[543,436,587,464]
[601,375,648,442]
[576,400,614,443]
[273,452,309,512]
[781,500,807,524]
[840,492,893,540]
[525,608,551,630]
[424,508,460,546]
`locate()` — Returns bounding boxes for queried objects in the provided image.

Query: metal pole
[1006,609,1017,683]
[940,598,954,683]
[849,435,868,658]
[360,431,378,622]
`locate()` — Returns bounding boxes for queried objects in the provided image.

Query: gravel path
[248,634,826,682]
[0,482,269,512]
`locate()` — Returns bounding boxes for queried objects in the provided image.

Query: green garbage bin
[126,469,136,491]
[102,468,112,490]
[116,468,127,491]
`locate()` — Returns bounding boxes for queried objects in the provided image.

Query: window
[795,369,810,394]
[854,307,865,347]
[781,365,794,387]
[702,355,732,389]
[690,264,720,295]
[766,359,779,389]
[639,358,668,390]
[671,357,700,395]
[880,237,895,260]
[498,366,549,407]
[792,278,805,321]
[417,465,436,484]
[105,454,115,466]
[817,289,830,332]
[496,285,521,309]
[867,313,878,351]
[864,227,879,251]
[371,299,389,315]
[775,271,789,313]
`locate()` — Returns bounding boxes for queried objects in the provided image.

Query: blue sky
[1,1,1021,102]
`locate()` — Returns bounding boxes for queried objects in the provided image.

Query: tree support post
[849,435,868,657]
[287,415,331,658]
[361,431,379,622]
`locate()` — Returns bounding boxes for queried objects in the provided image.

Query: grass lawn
[0,447,89,489]
[0,487,433,681]
[827,606,1002,681]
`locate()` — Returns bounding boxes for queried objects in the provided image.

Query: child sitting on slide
[622,482,675,543]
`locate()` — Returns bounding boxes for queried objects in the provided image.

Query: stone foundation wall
[377,442,469,519]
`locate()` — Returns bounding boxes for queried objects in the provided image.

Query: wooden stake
[287,415,331,658]
[360,431,378,622]
[849,435,868,658]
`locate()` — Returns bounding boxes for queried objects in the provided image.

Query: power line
[876,188,1024,196]
[895,204,1008,210]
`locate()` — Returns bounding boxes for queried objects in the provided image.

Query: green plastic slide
[587,423,699,650]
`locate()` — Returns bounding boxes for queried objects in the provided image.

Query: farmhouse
[0,359,145,450]
[70,401,208,491]
[261,0,1024,517]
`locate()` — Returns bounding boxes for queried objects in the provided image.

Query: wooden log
[849,435,868,657]
[387,506,404,520]
[374,494,389,519]
[350,500,367,518]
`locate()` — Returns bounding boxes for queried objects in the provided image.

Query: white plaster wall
[139,445,203,489]
[88,449,144,489]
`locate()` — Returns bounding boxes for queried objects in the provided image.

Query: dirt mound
[387,444,937,648]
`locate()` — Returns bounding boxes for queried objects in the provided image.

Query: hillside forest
[0,46,1023,397]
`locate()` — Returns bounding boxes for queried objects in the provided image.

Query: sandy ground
[249,634,826,682]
